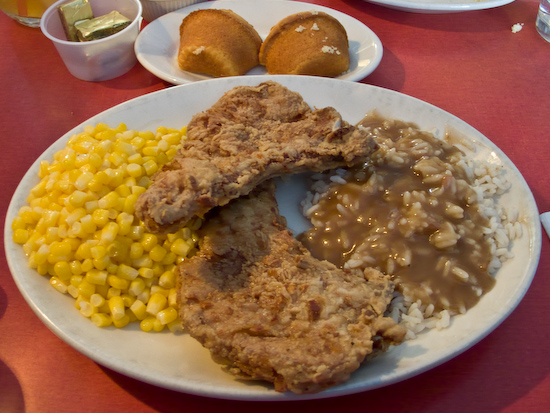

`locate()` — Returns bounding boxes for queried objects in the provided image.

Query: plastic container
[0,0,58,27]
[139,0,206,22]
[40,0,143,81]
[536,0,550,43]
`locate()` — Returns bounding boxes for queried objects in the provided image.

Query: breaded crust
[259,11,350,77]
[178,9,262,77]
[134,81,378,233]
[177,181,406,394]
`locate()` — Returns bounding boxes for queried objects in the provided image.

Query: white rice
[300,120,522,339]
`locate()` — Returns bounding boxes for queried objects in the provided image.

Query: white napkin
[540,212,550,239]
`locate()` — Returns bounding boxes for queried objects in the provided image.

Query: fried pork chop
[135,81,377,233]
[177,181,406,394]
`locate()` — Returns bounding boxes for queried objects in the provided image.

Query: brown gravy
[299,115,496,314]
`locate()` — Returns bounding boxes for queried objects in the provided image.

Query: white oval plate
[134,0,383,84]
[5,75,541,401]
[363,0,515,13]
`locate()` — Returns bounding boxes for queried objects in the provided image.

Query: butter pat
[58,0,94,41]
[75,11,131,41]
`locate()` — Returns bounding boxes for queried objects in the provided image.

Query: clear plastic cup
[0,0,58,27]
[40,0,143,81]
[537,0,550,43]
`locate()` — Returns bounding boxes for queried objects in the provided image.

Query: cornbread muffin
[178,9,262,77]
[259,11,350,77]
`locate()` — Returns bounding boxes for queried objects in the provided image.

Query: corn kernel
[108,296,126,321]
[170,238,191,257]
[91,245,107,260]
[112,312,130,328]
[107,287,121,298]
[140,316,156,332]
[90,293,106,308]
[153,318,165,332]
[81,258,94,272]
[68,190,89,207]
[91,313,112,327]
[146,292,167,316]
[137,290,150,304]
[108,275,129,290]
[159,270,176,289]
[168,288,178,308]
[128,278,146,296]
[13,228,29,244]
[151,285,169,297]
[66,284,78,298]
[78,279,95,298]
[100,222,119,245]
[149,244,167,262]
[129,242,144,260]
[98,191,119,210]
[50,276,68,294]
[79,300,97,318]
[157,306,178,325]
[141,233,158,251]
[130,299,147,320]
[167,319,183,333]
[69,260,83,276]
[53,261,72,282]
[93,255,110,271]
[133,256,153,269]
[117,264,139,280]
[86,269,108,285]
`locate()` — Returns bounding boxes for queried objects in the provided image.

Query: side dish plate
[362,0,515,13]
[134,0,383,84]
[5,75,541,401]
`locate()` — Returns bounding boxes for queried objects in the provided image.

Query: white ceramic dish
[134,0,383,84]
[5,75,541,401]
[363,0,515,13]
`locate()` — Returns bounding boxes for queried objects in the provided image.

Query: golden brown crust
[259,11,350,77]
[178,9,262,77]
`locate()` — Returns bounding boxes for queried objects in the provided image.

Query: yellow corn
[152,318,166,332]
[146,292,167,316]
[50,276,68,294]
[91,313,112,328]
[53,261,72,282]
[85,269,108,286]
[130,299,148,320]
[12,123,195,332]
[79,300,97,318]
[112,311,131,328]
[157,306,178,325]
[159,270,176,289]
[108,296,126,321]
[108,275,129,290]
[140,316,156,332]
[90,293,106,308]
[167,319,183,333]
[149,244,167,262]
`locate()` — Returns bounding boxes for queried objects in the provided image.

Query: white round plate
[5,75,541,401]
[363,0,514,13]
[134,0,383,84]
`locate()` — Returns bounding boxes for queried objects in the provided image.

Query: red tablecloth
[1,0,549,411]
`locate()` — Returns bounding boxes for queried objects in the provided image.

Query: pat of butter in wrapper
[540,212,550,239]
[58,0,94,42]
[75,11,131,41]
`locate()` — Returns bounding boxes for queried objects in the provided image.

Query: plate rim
[134,0,383,84]
[362,0,515,13]
[4,75,542,401]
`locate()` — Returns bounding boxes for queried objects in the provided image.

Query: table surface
[1,0,549,411]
